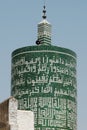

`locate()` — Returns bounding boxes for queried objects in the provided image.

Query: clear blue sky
[0,0,87,130]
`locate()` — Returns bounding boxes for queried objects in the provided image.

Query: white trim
[12,50,76,60]
[38,19,50,24]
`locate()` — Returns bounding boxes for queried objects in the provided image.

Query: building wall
[9,97,18,128]
[0,125,10,130]
[0,97,34,130]
[0,98,9,130]
[17,110,34,130]
[11,45,77,130]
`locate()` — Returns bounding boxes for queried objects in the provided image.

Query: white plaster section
[10,124,18,130]
[8,97,34,130]
[9,97,18,126]
[17,110,34,130]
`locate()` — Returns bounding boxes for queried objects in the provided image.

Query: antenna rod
[42,0,47,19]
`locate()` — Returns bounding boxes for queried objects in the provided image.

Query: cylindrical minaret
[11,5,77,130]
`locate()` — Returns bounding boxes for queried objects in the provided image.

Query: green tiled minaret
[11,5,77,130]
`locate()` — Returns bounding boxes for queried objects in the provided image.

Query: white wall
[9,97,18,127]
[8,97,34,130]
[17,110,34,130]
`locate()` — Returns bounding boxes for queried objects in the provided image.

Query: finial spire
[36,0,52,45]
[42,5,47,19]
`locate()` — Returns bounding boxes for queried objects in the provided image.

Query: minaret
[11,3,77,130]
[36,5,51,45]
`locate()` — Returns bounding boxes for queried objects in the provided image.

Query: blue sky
[0,0,87,130]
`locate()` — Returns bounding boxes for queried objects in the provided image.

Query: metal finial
[42,5,47,19]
